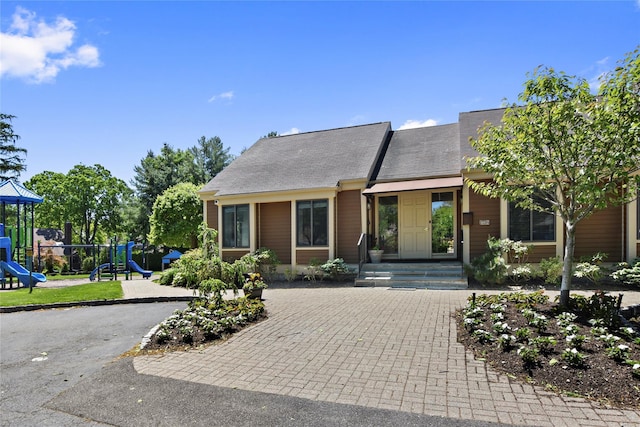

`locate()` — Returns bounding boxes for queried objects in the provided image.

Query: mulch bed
[456,296,640,409]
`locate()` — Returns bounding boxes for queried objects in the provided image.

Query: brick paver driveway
[135,287,640,426]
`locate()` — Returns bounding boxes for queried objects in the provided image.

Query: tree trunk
[560,223,576,307]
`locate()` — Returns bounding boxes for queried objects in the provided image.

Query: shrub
[561,348,587,368]
[567,291,620,328]
[304,258,323,283]
[284,267,298,282]
[81,257,96,272]
[157,268,176,286]
[611,259,640,287]
[573,262,604,285]
[466,237,507,284]
[538,256,563,286]
[606,344,630,362]
[320,258,351,281]
[252,247,280,281]
[517,345,540,365]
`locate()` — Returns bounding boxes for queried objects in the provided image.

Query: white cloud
[0,7,100,84]
[397,119,438,130]
[208,90,234,102]
[281,127,300,136]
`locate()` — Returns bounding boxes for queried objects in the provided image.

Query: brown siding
[258,202,292,264]
[336,190,361,263]
[574,205,623,261]
[296,249,329,265]
[221,250,249,263]
[526,245,557,263]
[206,200,218,230]
[468,186,501,260]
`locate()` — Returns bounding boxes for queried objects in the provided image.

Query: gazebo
[0,179,44,267]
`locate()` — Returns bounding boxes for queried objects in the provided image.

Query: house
[198,108,639,275]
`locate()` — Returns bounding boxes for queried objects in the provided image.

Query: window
[297,200,328,246]
[508,197,555,241]
[222,204,249,248]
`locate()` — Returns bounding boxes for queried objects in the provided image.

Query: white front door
[395,190,456,259]
[399,191,429,258]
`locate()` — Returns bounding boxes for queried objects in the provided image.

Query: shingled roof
[458,108,505,170]
[373,123,461,182]
[200,122,391,197]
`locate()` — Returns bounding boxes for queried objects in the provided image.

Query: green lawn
[0,281,123,307]
[46,273,92,281]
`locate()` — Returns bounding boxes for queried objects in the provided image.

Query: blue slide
[128,259,152,279]
[0,236,47,287]
[0,260,47,287]
[89,263,112,281]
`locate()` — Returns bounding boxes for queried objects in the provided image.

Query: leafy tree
[148,182,203,249]
[26,165,132,245]
[467,47,640,306]
[130,144,195,239]
[25,171,67,229]
[0,114,27,180]
[188,136,233,185]
[131,137,233,241]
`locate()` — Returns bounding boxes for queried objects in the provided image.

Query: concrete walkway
[132,285,640,427]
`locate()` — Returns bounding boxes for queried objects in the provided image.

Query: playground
[0,180,151,289]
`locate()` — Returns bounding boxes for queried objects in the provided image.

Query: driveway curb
[0,295,195,313]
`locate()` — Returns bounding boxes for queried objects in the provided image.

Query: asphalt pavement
[3,278,640,426]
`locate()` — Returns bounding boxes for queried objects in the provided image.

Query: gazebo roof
[0,180,44,204]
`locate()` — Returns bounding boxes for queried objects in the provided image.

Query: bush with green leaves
[538,256,563,286]
[611,259,640,287]
[517,345,540,365]
[465,237,507,284]
[561,348,587,368]
[320,258,351,281]
[566,291,621,328]
[171,248,221,288]
[81,257,96,272]
[252,247,280,281]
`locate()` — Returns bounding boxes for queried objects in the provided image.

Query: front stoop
[355,261,468,289]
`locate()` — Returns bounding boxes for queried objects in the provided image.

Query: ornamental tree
[466,47,640,307]
[148,182,203,249]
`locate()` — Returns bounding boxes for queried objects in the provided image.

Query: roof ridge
[266,121,391,140]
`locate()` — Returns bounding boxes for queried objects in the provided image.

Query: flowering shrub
[556,312,578,327]
[492,321,511,334]
[528,314,549,333]
[497,334,516,350]
[562,348,587,368]
[606,344,630,362]
[565,334,588,349]
[517,345,539,365]
[472,329,494,343]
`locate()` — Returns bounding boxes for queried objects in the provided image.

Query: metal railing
[357,233,368,275]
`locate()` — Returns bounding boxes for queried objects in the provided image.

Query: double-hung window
[508,196,555,241]
[222,204,250,248]
[296,200,328,246]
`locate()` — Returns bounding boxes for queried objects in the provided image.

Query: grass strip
[0,281,123,307]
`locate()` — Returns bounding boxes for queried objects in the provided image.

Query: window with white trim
[296,200,328,246]
[508,196,555,241]
[222,204,250,248]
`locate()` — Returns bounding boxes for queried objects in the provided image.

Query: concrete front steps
[355,261,468,289]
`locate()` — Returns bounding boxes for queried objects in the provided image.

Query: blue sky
[2,1,639,186]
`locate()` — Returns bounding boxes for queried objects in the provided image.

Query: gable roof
[200,122,391,197]
[458,108,505,170]
[372,123,460,183]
